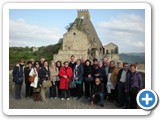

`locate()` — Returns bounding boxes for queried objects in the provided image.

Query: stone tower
[77,10,90,19]
[53,10,103,63]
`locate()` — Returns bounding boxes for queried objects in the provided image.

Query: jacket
[12,64,25,84]
[24,67,32,84]
[59,66,73,89]
[73,64,84,84]
[125,71,143,92]
[39,67,50,85]
[110,67,119,85]
[91,83,104,96]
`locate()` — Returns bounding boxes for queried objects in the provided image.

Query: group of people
[12,55,143,109]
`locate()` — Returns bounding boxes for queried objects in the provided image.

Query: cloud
[9,19,62,47]
[96,13,145,53]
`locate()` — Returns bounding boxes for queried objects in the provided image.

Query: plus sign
[142,93,153,105]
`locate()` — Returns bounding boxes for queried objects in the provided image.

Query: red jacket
[59,66,73,89]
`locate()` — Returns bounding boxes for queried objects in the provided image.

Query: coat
[29,68,39,88]
[39,67,50,85]
[125,71,143,92]
[49,67,59,82]
[73,64,84,84]
[12,64,25,84]
[59,66,73,89]
[24,67,31,84]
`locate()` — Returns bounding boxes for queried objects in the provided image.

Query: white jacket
[29,68,38,88]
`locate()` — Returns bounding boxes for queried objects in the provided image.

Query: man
[12,59,25,100]
[92,58,99,79]
[69,55,77,97]
[102,57,108,68]
[91,77,104,107]
[116,63,129,107]
[40,57,45,67]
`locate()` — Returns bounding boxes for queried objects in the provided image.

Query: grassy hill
[9,43,62,70]
[119,53,145,64]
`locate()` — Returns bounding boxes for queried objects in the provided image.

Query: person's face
[31,60,35,64]
[20,61,25,66]
[28,63,32,68]
[44,62,48,67]
[95,79,101,85]
[57,62,61,67]
[71,57,75,62]
[65,63,69,68]
[77,60,81,65]
[130,66,136,73]
[41,58,45,64]
[35,63,40,68]
[106,61,110,66]
[124,64,129,71]
[110,62,115,67]
[103,58,107,63]
[98,62,103,68]
[51,63,55,68]
[86,61,90,66]
[82,58,86,63]
[94,61,98,65]
[118,62,123,68]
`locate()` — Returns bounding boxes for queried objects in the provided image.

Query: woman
[125,64,143,109]
[73,59,84,100]
[39,60,50,103]
[49,61,59,99]
[24,61,33,98]
[59,61,72,100]
[56,60,62,96]
[56,60,62,71]
[84,59,93,99]
[29,61,40,102]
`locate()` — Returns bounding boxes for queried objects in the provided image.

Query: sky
[9,9,145,53]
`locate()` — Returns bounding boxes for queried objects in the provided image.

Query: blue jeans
[91,92,104,105]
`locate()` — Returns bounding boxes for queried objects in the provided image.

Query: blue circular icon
[137,89,158,110]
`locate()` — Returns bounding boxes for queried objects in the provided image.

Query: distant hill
[9,43,62,70]
[119,53,145,64]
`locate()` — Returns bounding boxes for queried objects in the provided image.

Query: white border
[3,3,151,115]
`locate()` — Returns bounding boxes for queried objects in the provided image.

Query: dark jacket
[125,71,143,92]
[24,67,32,84]
[73,64,84,83]
[12,64,24,84]
[84,65,92,77]
[39,67,50,85]
[91,83,104,96]
[117,69,130,83]
[96,67,107,82]
[91,64,99,78]
[69,61,77,71]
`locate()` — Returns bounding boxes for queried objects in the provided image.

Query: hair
[130,64,137,69]
[93,58,98,62]
[30,58,35,62]
[27,61,32,65]
[70,55,75,58]
[63,61,69,65]
[56,60,62,67]
[50,60,55,65]
[85,59,91,65]
[34,61,40,67]
[110,60,115,64]
[123,62,128,66]
[43,60,48,66]
[76,59,81,63]
[19,59,25,63]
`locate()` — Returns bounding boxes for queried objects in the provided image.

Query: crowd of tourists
[12,55,143,109]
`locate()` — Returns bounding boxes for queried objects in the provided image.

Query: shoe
[66,98,70,100]
[100,104,104,107]
[61,98,64,100]
[76,97,81,100]
[74,97,78,100]
[50,97,53,100]
[116,103,124,107]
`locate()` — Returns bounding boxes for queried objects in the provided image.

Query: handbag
[42,80,52,88]
[69,80,76,88]
[29,68,36,83]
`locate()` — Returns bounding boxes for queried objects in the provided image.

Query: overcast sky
[9,9,145,53]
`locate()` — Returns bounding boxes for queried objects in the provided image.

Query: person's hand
[75,77,78,80]
[88,74,91,78]
[63,75,67,78]
[125,89,128,93]
[33,73,37,76]
[92,94,95,98]
[46,75,48,77]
